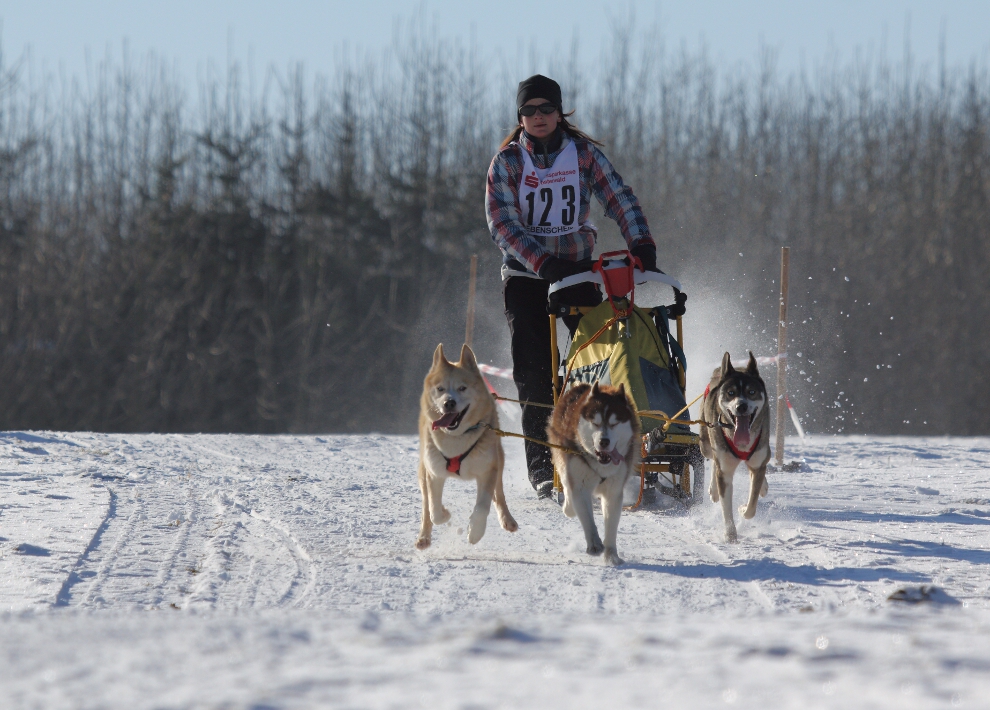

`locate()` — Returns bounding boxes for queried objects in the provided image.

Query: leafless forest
[0,31,987,435]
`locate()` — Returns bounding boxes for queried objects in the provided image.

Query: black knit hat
[516,74,562,111]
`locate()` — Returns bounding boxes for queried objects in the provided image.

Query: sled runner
[548,251,705,506]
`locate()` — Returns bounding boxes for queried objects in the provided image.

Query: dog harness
[722,430,762,461]
[440,424,485,475]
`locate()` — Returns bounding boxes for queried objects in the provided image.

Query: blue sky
[2,1,988,84]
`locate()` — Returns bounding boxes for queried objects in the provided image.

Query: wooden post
[464,254,478,348]
[775,247,790,465]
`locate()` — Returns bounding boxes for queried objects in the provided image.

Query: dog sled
[548,251,705,506]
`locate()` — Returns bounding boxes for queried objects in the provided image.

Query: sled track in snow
[230,501,317,608]
[73,487,144,608]
[55,486,115,607]
[183,438,318,609]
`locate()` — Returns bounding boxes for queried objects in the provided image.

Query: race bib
[517,140,581,237]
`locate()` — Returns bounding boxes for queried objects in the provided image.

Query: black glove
[667,288,688,318]
[630,243,658,272]
[538,257,592,283]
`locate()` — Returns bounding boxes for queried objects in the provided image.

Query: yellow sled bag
[564,300,690,434]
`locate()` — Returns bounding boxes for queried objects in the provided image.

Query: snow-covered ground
[2,425,989,708]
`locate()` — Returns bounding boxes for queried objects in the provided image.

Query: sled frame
[548,254,698,503]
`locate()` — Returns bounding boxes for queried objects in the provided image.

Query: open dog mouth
[594,447,624,466]
[730,413,752,449]
[432,405,469,431]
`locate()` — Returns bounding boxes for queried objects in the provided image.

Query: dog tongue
[732,414,752,449]
[608,447,624,466]
[432,412,459,430]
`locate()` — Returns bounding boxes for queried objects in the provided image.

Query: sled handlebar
[546,267,682,295]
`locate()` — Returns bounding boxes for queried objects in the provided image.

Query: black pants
[503,276,600,489]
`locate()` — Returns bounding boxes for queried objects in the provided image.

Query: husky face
[715,353,767,450]
[423,343,487,434]
[575,383,636,465]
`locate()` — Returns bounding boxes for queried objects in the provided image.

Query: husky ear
[616,383,626,398]
[432,343,449,370]
[746,351,760,376]
[590,381,601,397]
[458,343,479,372]
[720,352,734,378]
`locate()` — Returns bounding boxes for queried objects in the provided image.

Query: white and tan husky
[415,344,518,550]
[547,382,641,566]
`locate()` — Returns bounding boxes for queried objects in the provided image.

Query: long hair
[498,110,604,150]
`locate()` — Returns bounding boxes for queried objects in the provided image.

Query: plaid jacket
[486,131,655,275]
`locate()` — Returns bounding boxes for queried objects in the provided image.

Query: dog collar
[722,431,762,461]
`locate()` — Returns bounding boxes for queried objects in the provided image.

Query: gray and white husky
[547,382,641,566]
[700,352,771,542]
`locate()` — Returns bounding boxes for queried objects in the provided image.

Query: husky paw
[499,513,518,533]
[603,548,624,567]
[562,497,576,518]
[760,479,769,497]
[739,504,756,520]
[467,516,487,544]
[724,528,738,543]
[586,539,604,556]
[431,507,451,525]
[415,536,431,550]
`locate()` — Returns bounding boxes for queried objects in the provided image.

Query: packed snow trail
[1,429,989,708]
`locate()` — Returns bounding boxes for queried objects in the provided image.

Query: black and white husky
[700,352,771,542]
[547,382,641,566]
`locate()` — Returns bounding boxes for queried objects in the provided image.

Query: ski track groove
[76,489,144,607]
[244,506,316,608]
[54,485,115,607]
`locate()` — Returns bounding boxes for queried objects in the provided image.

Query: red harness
[442,435,482,475]
[723,431,762,461]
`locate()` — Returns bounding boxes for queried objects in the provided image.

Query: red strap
[441,432,483,475]
[723,432,761,461]
[592,251,637,305]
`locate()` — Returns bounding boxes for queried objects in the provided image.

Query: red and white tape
[478,363,514,380]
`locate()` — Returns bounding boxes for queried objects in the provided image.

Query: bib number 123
[525,184,576,227]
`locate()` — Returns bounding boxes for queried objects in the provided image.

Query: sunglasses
[518,103,558,117]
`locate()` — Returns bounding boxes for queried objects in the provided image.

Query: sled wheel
[667,460,687,497]
[688,444,706,504]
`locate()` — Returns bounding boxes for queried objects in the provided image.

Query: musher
[485,74,659,499]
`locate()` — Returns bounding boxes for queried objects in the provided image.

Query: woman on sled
[485,73,660,499]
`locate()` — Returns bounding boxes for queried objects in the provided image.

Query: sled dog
[700,352,771,542]
[547,382,640,566]
[416,343,518,550]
